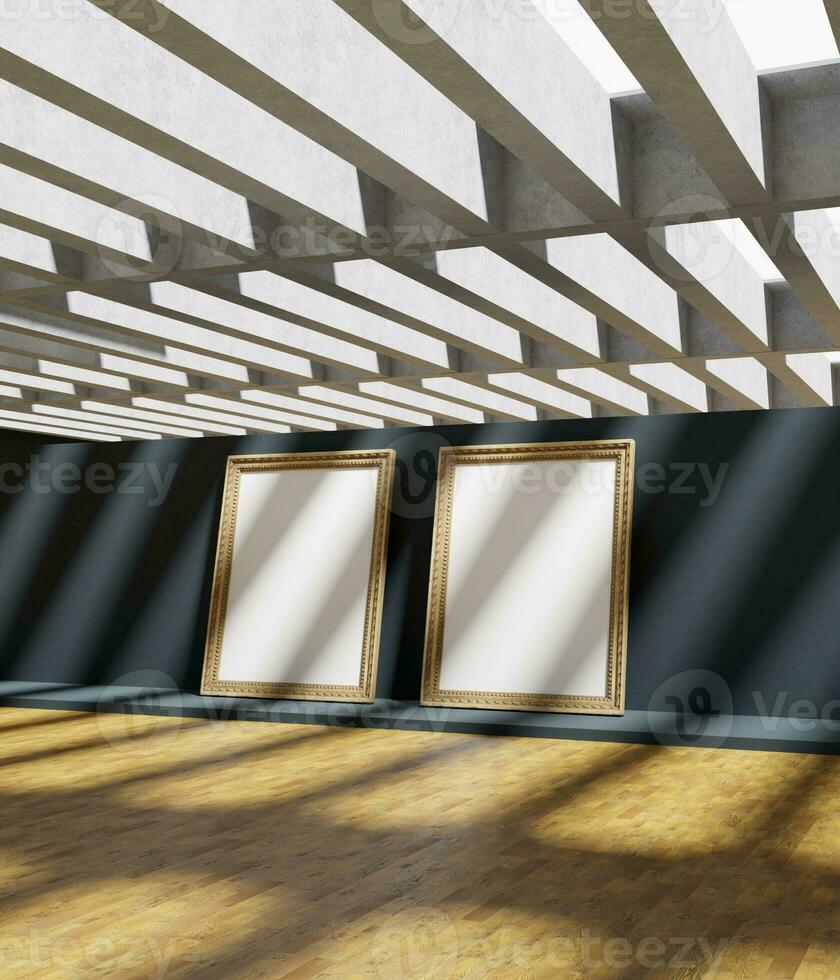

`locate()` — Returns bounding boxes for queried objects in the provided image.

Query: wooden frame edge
[420,439,635,716]
[200,448,396,703]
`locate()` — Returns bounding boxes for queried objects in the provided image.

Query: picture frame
[420,440,635,715]
[201,449,395,703]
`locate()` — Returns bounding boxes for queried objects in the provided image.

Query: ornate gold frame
[201,449,396,703]
[421,439,635,716]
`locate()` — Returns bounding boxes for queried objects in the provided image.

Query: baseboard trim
[2,682,839,755]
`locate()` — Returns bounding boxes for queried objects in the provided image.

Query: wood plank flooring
[1,707,839,978]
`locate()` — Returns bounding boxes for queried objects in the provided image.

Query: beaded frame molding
[201,449,396,703]
[420,440,635,716]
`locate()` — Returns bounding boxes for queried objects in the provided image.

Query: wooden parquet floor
[0,707,839,979]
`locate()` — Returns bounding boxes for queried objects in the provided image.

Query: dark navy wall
[1,408,839,716]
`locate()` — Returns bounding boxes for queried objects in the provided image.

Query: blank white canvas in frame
[438,457,619,701]
[203,452,393,702]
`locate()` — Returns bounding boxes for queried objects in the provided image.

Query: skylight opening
[712,219,784,283]
[534,1,839,90]
[723,0,839,74]
[530,0,642,95]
